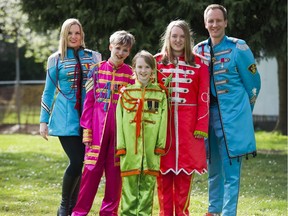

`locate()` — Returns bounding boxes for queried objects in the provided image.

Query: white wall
[253,58,279,116]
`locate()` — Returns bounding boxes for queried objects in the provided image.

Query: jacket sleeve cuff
[116,149,126,156]
[154,148,165,155]
[83,129,92,143]
[194,130,208,138]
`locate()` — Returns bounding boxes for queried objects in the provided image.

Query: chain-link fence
[0,84,43,126]
[0,83,277,133]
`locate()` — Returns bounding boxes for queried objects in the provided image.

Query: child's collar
[108,58,124,69]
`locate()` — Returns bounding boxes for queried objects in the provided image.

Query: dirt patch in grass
[0,124,39,135]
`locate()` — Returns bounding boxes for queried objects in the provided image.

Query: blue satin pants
[206,105,242,216]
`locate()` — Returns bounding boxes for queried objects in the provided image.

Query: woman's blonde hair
[58,18,86,60]
[160,19,195,66]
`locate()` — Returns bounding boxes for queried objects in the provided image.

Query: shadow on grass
[0,150,287,215]
[191,152,287,200]
[241,153,287,199]
[2,150,286,197]
[0,151,66,184]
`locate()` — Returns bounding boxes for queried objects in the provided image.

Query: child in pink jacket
[72,30,135,216]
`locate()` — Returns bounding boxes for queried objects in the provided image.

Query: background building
[253,58,279,131]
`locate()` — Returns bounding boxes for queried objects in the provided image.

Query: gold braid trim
[119,89,139,111]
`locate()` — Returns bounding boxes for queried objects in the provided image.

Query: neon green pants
[120,173,156,215]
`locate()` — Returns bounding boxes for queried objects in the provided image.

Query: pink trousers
[72,112,121,216]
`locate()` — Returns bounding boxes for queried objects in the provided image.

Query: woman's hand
[84,142,92,146]
[194,134,204,139]
[39,122,48,140]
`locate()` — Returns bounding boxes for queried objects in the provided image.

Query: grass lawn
[0,131,287,216]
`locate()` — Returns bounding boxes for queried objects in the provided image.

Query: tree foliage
[225,0,287,59]
[0,0,57,55]
[0,0,56,80]
[19,0,287,59]
[17,0,288,134]
[20,0,211,59]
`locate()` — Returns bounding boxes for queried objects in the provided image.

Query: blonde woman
[39,18,101,216]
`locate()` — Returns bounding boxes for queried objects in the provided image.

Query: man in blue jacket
[194,4,261,216]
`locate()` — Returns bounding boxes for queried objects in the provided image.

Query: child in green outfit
[116,50,168,215]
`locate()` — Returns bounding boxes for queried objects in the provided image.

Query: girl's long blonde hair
[160,19,195,66]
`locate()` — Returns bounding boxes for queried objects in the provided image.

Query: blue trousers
[206,105,242,216]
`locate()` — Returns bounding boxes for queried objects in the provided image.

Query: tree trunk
[274,55,287,135]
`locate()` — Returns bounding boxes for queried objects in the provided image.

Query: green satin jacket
[116,81,168,176]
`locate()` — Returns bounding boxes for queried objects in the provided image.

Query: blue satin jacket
[194,36,261,158]
[40,48,101,136]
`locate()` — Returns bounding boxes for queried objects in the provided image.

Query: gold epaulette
[90,60,105,70]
